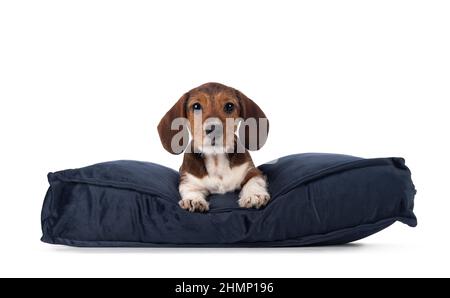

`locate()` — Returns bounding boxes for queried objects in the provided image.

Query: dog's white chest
[202,154,249,194]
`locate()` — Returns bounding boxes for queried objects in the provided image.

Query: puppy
[157,82,270,212]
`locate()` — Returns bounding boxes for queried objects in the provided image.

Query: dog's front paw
[179,197,209,213]
[238,177,270,209]
[239,192,270,209]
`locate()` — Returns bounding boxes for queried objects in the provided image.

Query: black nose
[205,125,216,135]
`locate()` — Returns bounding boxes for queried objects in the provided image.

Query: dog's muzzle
[204,123,223,137]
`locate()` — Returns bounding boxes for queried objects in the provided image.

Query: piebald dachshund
[157,82,270,212]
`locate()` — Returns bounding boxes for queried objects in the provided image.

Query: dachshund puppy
[157,82,270,212]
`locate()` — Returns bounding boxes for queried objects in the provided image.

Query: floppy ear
[157,93,190,155]
[235,89,269,151]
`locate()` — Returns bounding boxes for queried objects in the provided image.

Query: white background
[1,0,449,277]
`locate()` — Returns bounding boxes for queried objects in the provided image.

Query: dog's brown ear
[157,93,190,155]
[235,89,269,151]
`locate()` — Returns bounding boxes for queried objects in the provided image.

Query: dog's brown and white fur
[157,82,270,212]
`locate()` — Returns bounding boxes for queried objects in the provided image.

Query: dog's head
[157,82,269,154]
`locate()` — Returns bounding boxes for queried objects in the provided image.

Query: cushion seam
[271,158,396,197]
[44,216,416,246]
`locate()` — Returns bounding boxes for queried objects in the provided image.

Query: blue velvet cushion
[41,153,417,247]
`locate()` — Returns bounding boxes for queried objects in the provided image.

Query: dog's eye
[192,103,202,111]
[224,102,234,113]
